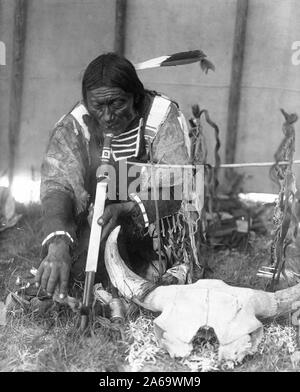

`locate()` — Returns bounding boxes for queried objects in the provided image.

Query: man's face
[86,86,137,136]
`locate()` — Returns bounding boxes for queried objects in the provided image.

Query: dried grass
[125,313,161,371]
[1,203,300,372]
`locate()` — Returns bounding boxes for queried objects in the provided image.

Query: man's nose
[103,106,114,123]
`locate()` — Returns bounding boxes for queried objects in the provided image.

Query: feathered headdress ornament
[134,50,215,73]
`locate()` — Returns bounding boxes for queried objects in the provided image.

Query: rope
[125,160,300,169]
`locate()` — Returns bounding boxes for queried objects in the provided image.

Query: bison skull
[105,226,300,363]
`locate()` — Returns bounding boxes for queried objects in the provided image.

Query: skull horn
[105,226,300,317]
[104,226,160,310]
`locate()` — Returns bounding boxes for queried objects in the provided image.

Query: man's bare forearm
[41,189,77,242]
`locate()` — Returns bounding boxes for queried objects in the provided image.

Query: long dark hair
[82,52,146,111]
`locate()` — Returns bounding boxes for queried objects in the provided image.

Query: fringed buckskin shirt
[40,91,191,252]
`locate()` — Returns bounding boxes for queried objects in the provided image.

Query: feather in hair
[135,50,215,72]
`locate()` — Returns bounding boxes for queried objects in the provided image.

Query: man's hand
[97,202,135,241]
[35,238,72,298]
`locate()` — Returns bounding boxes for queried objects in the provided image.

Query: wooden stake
[114,0,127,55]
[225,0,248,170]
[8,0,28,188]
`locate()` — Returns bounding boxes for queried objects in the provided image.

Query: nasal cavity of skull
[192,326,218,348]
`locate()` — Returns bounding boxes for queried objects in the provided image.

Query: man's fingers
[40,263,51,292]
[59,264,70,298]
[101,218,116,242]
[97,217,104,226]
[87,203,94,226]
[34,264,44,287]
[35,251,71,297]
[46,265,59,296]
[97,206,112,226]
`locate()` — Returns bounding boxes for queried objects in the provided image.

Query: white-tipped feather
[134,50,215,72]
[135,56,170,70]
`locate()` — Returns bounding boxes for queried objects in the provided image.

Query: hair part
[82,52,146,111]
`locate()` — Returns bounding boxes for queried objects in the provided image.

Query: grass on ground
[0,203,299,372]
